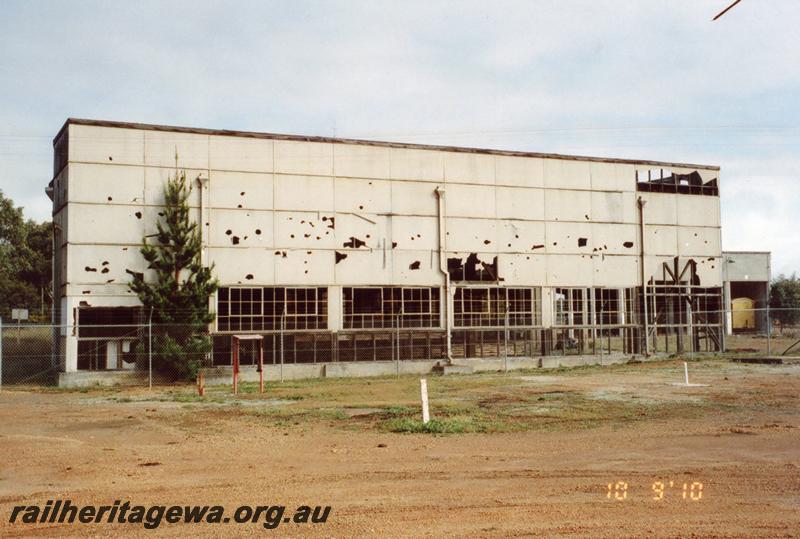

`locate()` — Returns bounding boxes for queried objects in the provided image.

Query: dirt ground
[0,358,798,538]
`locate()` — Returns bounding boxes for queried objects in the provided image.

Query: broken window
[635,169,718,196]
[343,286,441,329]
[447,254,500,282]
[217,286,327,332]
[453,287,540,328]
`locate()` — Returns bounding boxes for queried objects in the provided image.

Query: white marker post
[684,362,689,386]
[420,378,430,424]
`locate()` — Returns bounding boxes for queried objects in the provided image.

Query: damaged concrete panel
[591,223,639,255]
[591,255,639,287]
[333,143,391,180]
[545,221,594,254]
[274,249,334,285]
[391,250,440,285]
[274,140,333,176]
[68,203,145,244]
[143,205,201,239]
[390,181,438,216]
[544,159,591,190]
[68,162,145,205]
[68,244,144,285]
[676,194,721,227]
[390,215,438,251]
[209,248,276,285]
[275,211,338,249]
[389,148,445,182]
[498,253,547,286]
[334,177,391,214]
[445,217,498,252]
[695,256,723,287]
[495,186,544,220]
[144,168,204,207]
[495,155,544,187]
[544,189,591,222]
[547,255,594,286]
[678,226,721,257]
[645,225,679,256]
[65,283,144,302]
[273,175,334,212]
[445,183,496,218]
[209,135,273,173]
[207,209,273,248]
[69,125,145,166]
[497,220,546,253]
[444,152,495,185]
[334,249,390,285]
[208,171,274,210]
[144,130,209,169]
[638,192,677,225]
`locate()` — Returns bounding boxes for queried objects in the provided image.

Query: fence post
[396,314,400,376]
[280,309,285,383]
[148,308,153,391]
[766,304,772,356]
[503,307,509,373]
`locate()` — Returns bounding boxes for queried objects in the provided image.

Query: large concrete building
[49,119,725,383]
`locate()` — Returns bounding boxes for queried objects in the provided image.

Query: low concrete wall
[58,353,645,387]
[58,370,148,388]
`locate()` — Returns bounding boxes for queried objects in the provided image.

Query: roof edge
[59,118,721,171]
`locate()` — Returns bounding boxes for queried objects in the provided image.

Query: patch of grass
[385,417,479,434]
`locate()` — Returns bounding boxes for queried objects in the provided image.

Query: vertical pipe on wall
[434,187,453,363]
[637,197,650,356]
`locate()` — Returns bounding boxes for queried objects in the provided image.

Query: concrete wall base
[58,370,149,388]
[58,353,645,387]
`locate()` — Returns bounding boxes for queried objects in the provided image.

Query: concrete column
[328,286,342,331]
[59,297,78,372]
[540,288,554,328]
[723,279,732,335]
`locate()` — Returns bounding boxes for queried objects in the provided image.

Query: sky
[0,0,798,276]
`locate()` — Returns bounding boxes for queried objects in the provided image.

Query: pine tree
[128,170,218,379]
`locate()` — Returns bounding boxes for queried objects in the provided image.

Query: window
[343,287,440,329]
[454,287,539,328]
[217,287,327,332]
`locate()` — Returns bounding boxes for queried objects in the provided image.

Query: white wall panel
[389,148,444,182]
[273,175,333,212]
[497,220,546,253]
[144,168,206,207]
[390,182,438,216]
[498,253,547,286]
[639,192,677,225]
[274,140,333,176]
[209,171,273,210]
[209,247,276,285]
[274,249,334,285]
[677,195,720,227]
[392,250,440,285]
[334,144,391,179]
[208,209,273,248]
[444,218,497,252]
[275,211,337,249]
[69,203,145,245]
[547,255,594,286]
[645,225,678,256]
[334,177,391,214]
[70,125,145,166]
[544,189,591,222]
[495,155,544,187]
[144,130,209,169]
[389,215,438,251]
[591,255,639,287]
[209,135,273,173]
[677,226,720,257]
[68,163,145,205]
[496,186,544,220]
[444,152,495,185]
[544,159,591,190]
[445,183,496,218]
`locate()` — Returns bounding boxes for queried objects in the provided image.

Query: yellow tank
[731,297,756,330]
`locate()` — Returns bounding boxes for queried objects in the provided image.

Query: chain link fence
[1,308,798,389]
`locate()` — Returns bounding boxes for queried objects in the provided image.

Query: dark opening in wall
[447,254,500,282]
[636,169,718,196]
